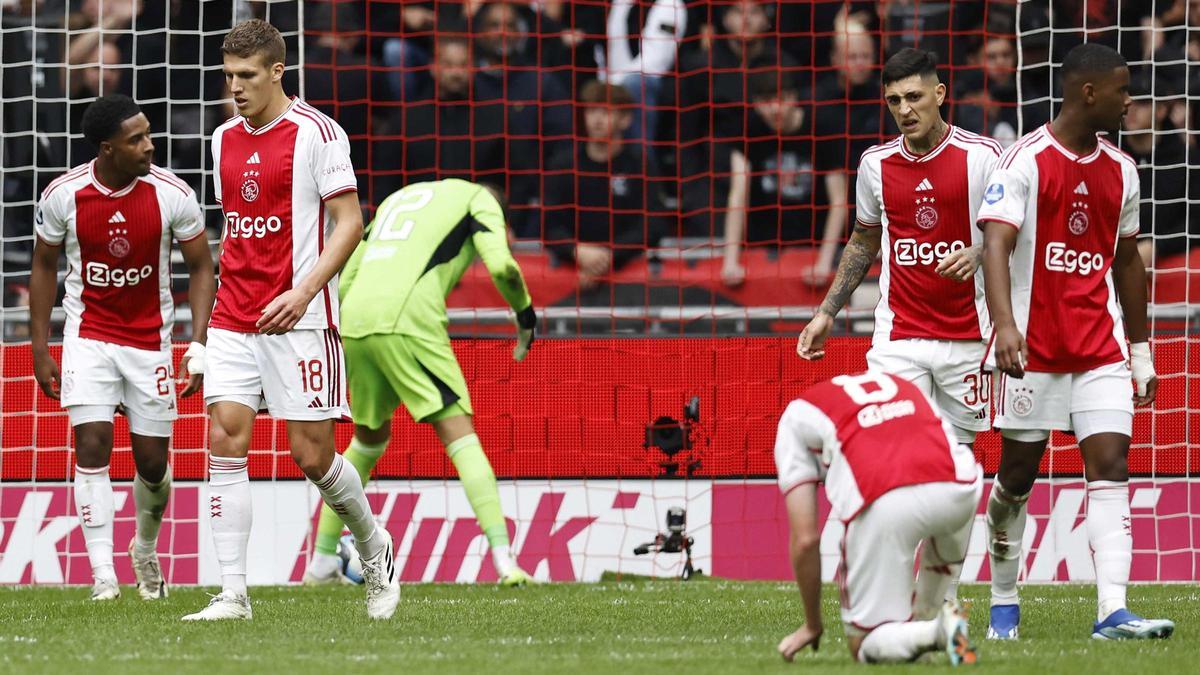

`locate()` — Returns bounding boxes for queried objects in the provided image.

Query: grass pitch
[0,581,1194,674]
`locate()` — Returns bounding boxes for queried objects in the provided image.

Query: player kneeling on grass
[304,179,536,586]
[30,94,215,601]
[775,371,980,666]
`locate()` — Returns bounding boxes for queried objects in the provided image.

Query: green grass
[0,581,1193,674]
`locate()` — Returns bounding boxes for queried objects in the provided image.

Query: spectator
[379,1,472,102]
[471,1,573,237]
[305,2,384,159]
[1122,85,1197,266]
[720,70,833,287]
[371,35,505,201]
[535,0,605,89]
[543,82,669,289]
[596,0,688,143]
[811,16,886,282]
[873,1,957,66]
[67,38,124,99]
[952,34,1019,146]
[671,0,798,236]
[65,39,126,166]
[67,0,167,125]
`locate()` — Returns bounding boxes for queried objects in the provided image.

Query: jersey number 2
[370,186,434,242]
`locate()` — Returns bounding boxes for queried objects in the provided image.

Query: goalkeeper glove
[182,341,206,376]
[513,306,537,361]
[1130,342,1154,397]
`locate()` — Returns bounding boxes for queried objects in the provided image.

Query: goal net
[0,0,1195,586]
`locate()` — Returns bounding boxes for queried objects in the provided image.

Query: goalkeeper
[304,179,537,586]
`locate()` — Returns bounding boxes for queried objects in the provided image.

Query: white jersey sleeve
[1118,158,1140,238]
[966,140,1002,248]
[774,399,834,493]
[854,151,883,226]
[977,147,1034,230]
[35,186,69,245]
[169,187,206,242]
[311,124,357,201]
[211,124,225,204]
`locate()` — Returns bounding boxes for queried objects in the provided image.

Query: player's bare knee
[209,421,250,458]
[997,436,1047,496]
[290,441,334,481]
[847,634,865,662]
[131,437,170,483]
[287,422,335,479]
[791,533,819,559]
[1081,434,1130,482]
[355,424,390,446]
[431,414,475,447]
[291,451,331,481]
[73,423,113,467]
[996,456,1039,496]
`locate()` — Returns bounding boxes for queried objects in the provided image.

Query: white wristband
[1129,342,1154,397]
[183,341,206,376]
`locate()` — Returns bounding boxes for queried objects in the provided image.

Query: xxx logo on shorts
[1010,386,1035,417]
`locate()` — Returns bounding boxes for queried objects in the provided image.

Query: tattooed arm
[796,222,882,359]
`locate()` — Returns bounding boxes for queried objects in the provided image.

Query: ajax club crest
[1068,200,1089,235]
[914,195,939,230]
[241,169,261,203]
[107,228,130,258]
[1010,385,1035,417]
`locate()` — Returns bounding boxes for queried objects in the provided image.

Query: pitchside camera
[633,506,702,580]
[644,396,703,476]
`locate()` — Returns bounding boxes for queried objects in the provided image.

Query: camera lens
[666,506,686,532]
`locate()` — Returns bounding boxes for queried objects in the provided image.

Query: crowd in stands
[2,0,1198,310]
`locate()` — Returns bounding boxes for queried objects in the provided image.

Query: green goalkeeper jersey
[338,179,532,339]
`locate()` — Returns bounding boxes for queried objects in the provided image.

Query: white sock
[74,464,116,582]
[1087,480,1132,620]
[133,466,171,556]
[309,551,342,577]
[209,456,251,596]
[987,478,1029,606]
[858,621,942,663]
[492,543,515,576]
[913,542,960,621]
[312,454,384,561]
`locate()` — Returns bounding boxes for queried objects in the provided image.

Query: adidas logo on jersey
[915,178,934,192]
[1074,181,1089,195]
[108,211,126,224]
[246,152,261,165]
[308,396,323,409]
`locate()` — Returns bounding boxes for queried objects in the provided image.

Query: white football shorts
[867,338,991,441]
[838,472,982,636]
[60,335,177,436]
[993,360,1134,439]
[204,327,349,421]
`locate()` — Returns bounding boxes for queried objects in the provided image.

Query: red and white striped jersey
[210,97,358,333]
[774,371,978,522]
[35,161,205,351]
[976,125,1139,373]
[856,126,1000,343]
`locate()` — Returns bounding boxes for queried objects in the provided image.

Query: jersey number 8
[832,372,899,405]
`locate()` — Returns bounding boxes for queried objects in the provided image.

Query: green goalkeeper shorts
[343,334,473,429]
